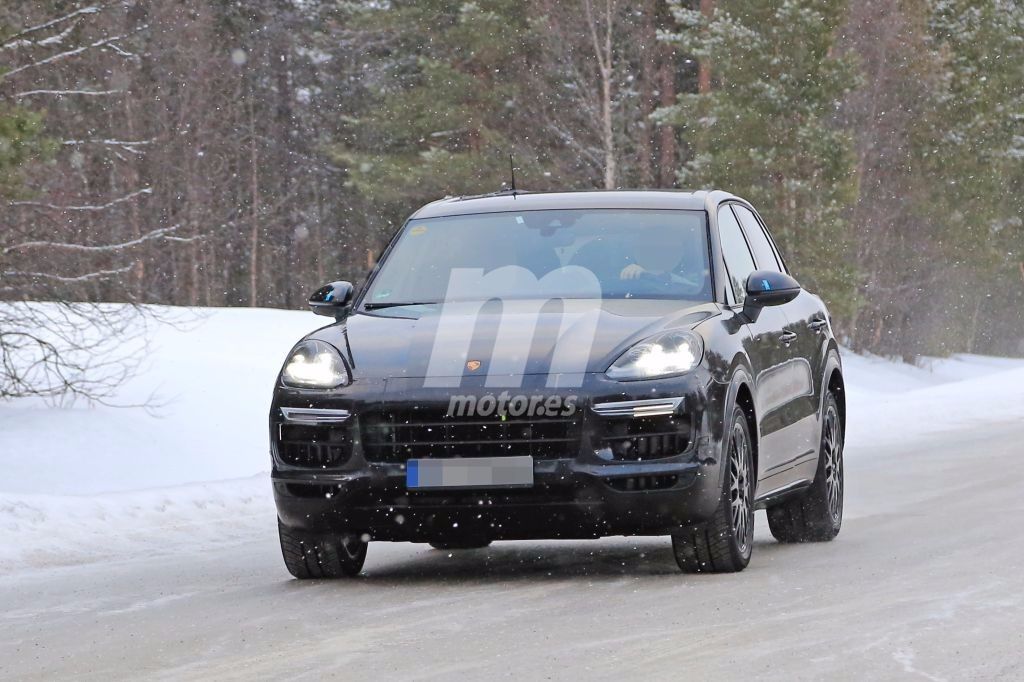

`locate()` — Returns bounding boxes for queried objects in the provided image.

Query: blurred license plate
[406,456,534,490]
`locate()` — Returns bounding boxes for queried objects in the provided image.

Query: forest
[1,0,1022,361]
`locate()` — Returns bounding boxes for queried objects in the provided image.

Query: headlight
[281,340,350,388]
[606,330,704,381]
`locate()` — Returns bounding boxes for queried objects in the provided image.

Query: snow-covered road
[3,419,1023,680]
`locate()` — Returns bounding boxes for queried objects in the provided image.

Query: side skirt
[753,478,813,510]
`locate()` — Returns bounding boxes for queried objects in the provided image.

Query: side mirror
[744,270,801,309]
[309,281,354,319]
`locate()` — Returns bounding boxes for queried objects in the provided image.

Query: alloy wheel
[822,405,843,522]
[728,421,753,553]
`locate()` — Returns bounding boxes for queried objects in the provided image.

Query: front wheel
[671,404,754,573]
[767,391,844,543]
[278,520,367,579]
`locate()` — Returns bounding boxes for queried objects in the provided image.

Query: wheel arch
[726,364,759,482]
[820,349,845,436]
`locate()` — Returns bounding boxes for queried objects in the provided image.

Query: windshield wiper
[363,301,440,310]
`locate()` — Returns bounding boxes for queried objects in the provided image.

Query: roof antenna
[508,152,517,198]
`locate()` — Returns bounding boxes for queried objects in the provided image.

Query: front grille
[599,415,691,461]
[276,423,352,468]
[362,409,578,463]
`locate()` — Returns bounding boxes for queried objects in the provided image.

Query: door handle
[808,318,828,332]
[780,331,798,346]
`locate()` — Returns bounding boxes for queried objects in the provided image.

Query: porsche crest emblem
[466,360,482,371]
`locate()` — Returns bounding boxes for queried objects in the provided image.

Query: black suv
[270,190,845,577]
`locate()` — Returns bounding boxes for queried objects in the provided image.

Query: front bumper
[270,371,728,541]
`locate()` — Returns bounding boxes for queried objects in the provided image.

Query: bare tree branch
[104,42,135,58]
[0,301,168,407]
[15,88,124,98]
[3,20,84,50]
[0,29,142,81]
[0,5,103,50]
[2,265,134,283]
[62,138,152,147]
[9,187,152,212]
[61,138,152,155]
[3,224,182,255]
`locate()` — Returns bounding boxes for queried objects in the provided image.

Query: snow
[842,351,1024,447]
[1,305,1023,572]
[0,306,322,495]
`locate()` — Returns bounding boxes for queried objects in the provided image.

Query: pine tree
[836,0,947,358]
[331,2,545,215]
[920,0,1024,354]
[657,0,859,318]
[0,17,51,198]
[0,105,49,198]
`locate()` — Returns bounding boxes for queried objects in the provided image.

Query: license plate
[406,456,534,490]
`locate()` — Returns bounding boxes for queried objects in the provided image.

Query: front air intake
[598,414,692,461]
[275,423,352,467]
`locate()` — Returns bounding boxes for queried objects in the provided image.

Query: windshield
[363,209,711,306]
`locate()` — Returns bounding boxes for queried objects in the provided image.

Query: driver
[619,227,702,293]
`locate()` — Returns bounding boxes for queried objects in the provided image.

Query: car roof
[409,189,740,220]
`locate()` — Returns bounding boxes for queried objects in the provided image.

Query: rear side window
[732,204,782,272]
[717,206,757,305]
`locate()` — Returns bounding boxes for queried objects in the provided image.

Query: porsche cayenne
[270,190,845,577]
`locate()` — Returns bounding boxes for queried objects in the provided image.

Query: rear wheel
[767,391,844,543]
[278,520,367,579]
[671,404,754,573]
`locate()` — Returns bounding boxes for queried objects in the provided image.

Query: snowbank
[843,351,1024,447]
[0,306,322,495]
[1,304,1023,571]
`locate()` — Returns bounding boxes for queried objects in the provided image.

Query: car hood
[305,299,719,381]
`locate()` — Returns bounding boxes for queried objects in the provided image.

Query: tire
[671,404,755,573]
[767,391,844,543]
[429,540,492,551]
[278,520,367,579]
